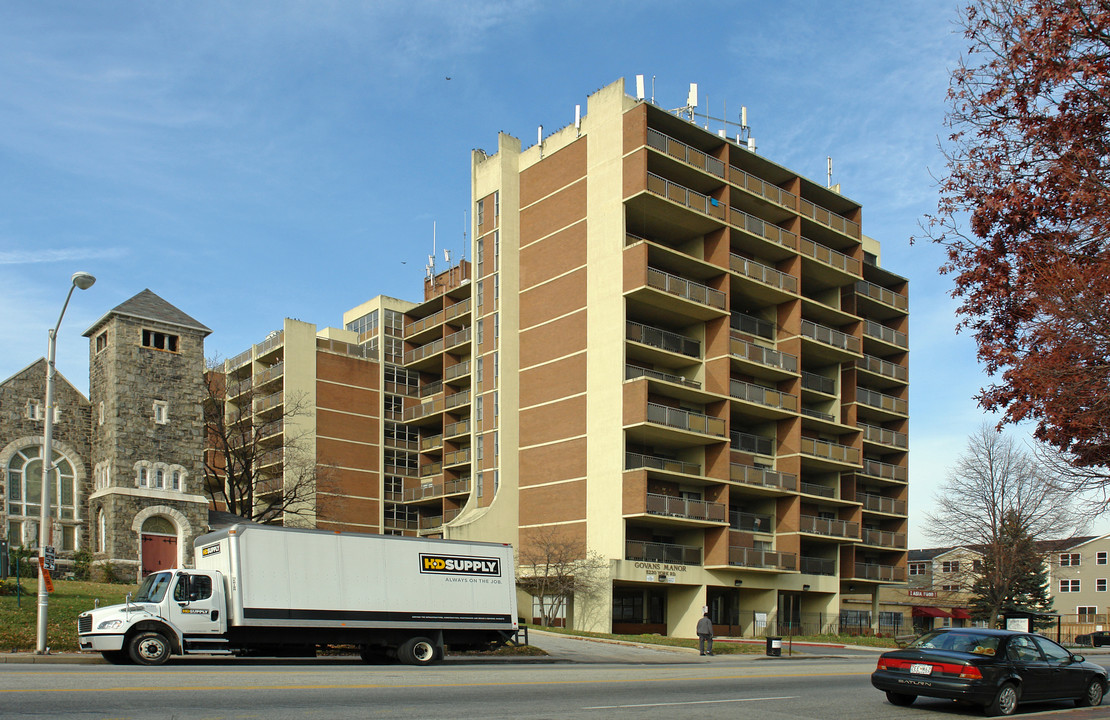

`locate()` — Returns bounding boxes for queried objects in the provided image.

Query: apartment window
[494,191,499,217]
[941,561,960,573]
[476,198,484,228]
[95,330,109,353]
[384,309,404,336]
[1060,579,1081,593]
[153,401,168,425]
[494,431,499,457]
[494,313,499,340]
[476,472,484,497]
[345,309,378,336]
[941,584,962,592]
[477,319,484,346]
[494,274,499,301]
[476,396,483,422]
[494,231,500,271]
[385,336,403,363]
[494,470,499,492]
[494,352,499,378]
[1061,553,1082,567]
[494,391,498,418]
[477,280,484,308]
[142,329,179,352]
[908,562,926,576]
[476,438,484,462]
[1098,579,1107,592]
[1079,606,1099,622]
[98,402,105,425]
[477,237,484,273]
[972,559,983,573]
[384,394,403,419]
[1098,552,1108,565]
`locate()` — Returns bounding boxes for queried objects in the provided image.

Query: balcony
[445,360,471,382]
[801,320,861,356]
[645,403,727,438]
[798,197,861,239]
[257,331,285,358]
[647,127,726,178]
[420,434,444,452]
[420,380,443,398]
[444,448,471,466]
[860,423,908,450]
[731,430,774,455]
[730,379,798,416]
[863,320,908,350]
[856,387,908,417]
[253,362,284,389]
[728,546,797,571]
[403,477,470,503]
[853,563,906,582]
[625,540,702,566]
[732,207,798,251]
[861,528,908,549]
[404,300,472,339]
[626,320,700,359]
[253,391,284,415]
[642,266,728,314]
[444,419,471,438]
[857,492,907,516]
[729,164,797,209]
[444,326,472,353]
[729,336,797,379]
[419,461,443,478]
[799,514,859,539]
[646,172,726,221]
[419,507,462,531]
[404,337,444,365]
[729,253,798,294]
[626,452,702,477]
[731,311,775,340]
[729,510,773,533]
[800,481,836,498]
[625,364,701,390]
[801,371,835,395]
[799,236,860,276]
[403,390,471,423]
[800,556,837,575]
[729,463,797,493]
[857,354,908,384]
[641,492,727,523]
[800,437,860,466]
[861,458,909,483]
[227,348,253,369]
[855,280,908,313]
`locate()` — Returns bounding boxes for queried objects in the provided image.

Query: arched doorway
[140,516,177,576]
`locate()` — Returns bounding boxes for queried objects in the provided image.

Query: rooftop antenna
[651,75,655,104]
[538,125,543,158]
[575,104,581,136]
[686,83,698,122]
[827,156,833,189]
[461,210,468,261]
[635,75,645,101]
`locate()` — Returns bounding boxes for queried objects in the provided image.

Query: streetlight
[36,271,95,654]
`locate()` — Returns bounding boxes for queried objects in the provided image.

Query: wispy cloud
[0,247,127,265]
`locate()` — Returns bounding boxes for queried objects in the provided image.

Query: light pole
[36,271,95,654]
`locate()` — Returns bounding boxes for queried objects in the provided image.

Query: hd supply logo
[201,543,221,557]
[420,553,501,577]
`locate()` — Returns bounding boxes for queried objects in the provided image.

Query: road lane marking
[584,696,795,710]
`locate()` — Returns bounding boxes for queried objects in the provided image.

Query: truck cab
[78,569,228,664]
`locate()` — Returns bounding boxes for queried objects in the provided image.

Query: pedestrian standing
[697,613,714,656]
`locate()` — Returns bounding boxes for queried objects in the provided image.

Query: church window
[153,401,168,424]
[95,331,108,353]
[142,329,179,352]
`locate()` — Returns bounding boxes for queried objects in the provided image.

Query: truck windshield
[133,572,173,603]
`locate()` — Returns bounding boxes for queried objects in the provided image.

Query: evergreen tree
[970,511,1054,627]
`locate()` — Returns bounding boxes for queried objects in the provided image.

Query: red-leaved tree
[925,0,1110,467]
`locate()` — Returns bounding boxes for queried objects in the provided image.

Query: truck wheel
[128,631,171,666]
[398,636,438,666]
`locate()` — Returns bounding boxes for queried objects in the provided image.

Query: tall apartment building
[218,78,910,639]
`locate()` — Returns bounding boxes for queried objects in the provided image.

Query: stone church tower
[83,290,211,578]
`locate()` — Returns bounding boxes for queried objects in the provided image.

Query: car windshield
[133,572,173,603]
[908,631,999,655]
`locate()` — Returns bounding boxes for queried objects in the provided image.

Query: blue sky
[0,1,1059,546]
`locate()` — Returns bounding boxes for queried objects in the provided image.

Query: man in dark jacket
[696,613,714,656]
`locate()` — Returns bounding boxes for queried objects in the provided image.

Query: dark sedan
[1075,630,1110,647]
[871,627,1107,716]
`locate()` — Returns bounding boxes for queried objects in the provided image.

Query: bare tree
[928,424,1086,624]
[516,527,608,628]
[203,365,324,524]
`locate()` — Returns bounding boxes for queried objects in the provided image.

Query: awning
[950,608,972,620]
[912,606,953,618]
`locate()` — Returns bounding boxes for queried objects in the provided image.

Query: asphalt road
[0,635,1107,720]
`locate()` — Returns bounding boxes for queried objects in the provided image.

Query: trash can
[765,636,782,657]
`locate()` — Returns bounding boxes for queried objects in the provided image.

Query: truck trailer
[78,524,519,665]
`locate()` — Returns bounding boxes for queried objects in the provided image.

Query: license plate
[910,663,933,675]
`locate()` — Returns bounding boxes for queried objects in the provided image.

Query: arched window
[97,510,106,554]
[5,446,78,545]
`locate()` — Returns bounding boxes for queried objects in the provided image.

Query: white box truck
[78,524,519,666]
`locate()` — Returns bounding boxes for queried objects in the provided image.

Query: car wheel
[1076,678,1105,707]
[885,691,916,706]
[128,631,171,666]
[397,636,438,666]
[985,683,1019,716]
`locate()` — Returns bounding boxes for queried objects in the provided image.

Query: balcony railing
[803,514,861,536]
[647,128,726,178]
[856,280,908,311]
[857,354,908,383]
[645,492,727,522]
[801,320,861,353]
[626,321,700,357]
[729,164,797,209]
[228,348,253,368]
[444,448,471,466]
[862,458,909,482]
[420,461,443,478]
[800,437,860,465]
[420,434,444,451]
[729,254,798,293]
[254,391,284,414]
[800,481,836,498]
[864,320,908,349]
[625,540,702,566]
[626,364,701,389]
[731,311,775,340]
[728,546,797,571]
[732,207,798,250]
[646,403,727,437]
[856,387,908,416]
[420,380,443,398]
[731,431,774,455]
[646,172,726,220]
[859,423,908,449]
[444,419,471,437]
[800,556,836,575]
[445,360,471,381]
[730,463,797,492]
[798,197,861,239]
[730,379,798,412]
[729,336,797,373]
[445,326,472,351]
[729,510,773,533]
[801,371,835,395]
[799,236,860,275]
[646,266,727,310]
[258,331,285,356]
[405,337,444,364]
[254,362,284,386]
[853,563,906,582]
[861,529,907,548]
[857,492,907,516]
[801,407,836,422]
[404,300,472,338]
[404,477,471,502]
[626,452,701,476]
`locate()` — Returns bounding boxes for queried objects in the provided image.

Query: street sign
[43,546,56,572]
[37,558,54,593]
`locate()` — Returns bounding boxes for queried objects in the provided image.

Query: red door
[141,534,177,576]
